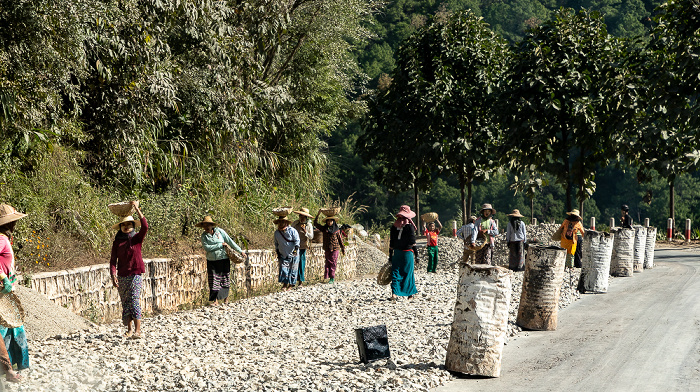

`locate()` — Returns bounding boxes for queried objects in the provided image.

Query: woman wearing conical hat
[0,204,28,382]
[388,205,418,300]
[559,209,585,268]
[474,203,499,265]
[292,208,314,287]
[314,211,345,284]
[110,201,148,339]
[197,216,244,304]
[274,215,300,290]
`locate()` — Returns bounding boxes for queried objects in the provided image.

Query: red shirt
[424,229,439,247]
[110,217,148,277]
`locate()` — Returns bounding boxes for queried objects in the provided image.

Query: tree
[360,10,510,225]
[499,8,642,214]
[0,0,89,171]
[510,172,548,222]
[634,0,700,226]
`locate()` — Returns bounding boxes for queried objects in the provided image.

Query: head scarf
[509,216,522,226]
[326,219,340,234]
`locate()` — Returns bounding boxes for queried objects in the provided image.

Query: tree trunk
[530,197,534,223]
[565,182,572,212]
[579,198,584,220]
[670,180,675,232]
[414,180,420,230]
[459,173,467,225]
[467,178,473,222]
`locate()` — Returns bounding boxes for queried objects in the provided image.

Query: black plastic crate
[355,325,390,363]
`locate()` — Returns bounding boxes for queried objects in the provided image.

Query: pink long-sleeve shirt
[0,234,15,277]
[110,217,148,277]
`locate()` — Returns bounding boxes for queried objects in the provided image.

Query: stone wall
[29,242,358,322]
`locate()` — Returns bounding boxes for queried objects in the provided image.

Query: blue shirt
[506,220,527,242]
[456,223,478,249]
[274,226,300,258]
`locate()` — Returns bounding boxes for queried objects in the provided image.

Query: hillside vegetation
[1,0,698,274]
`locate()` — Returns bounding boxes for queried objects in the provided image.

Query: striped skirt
[117,275,143,323]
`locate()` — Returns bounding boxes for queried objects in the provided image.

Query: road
[435,249,700,392]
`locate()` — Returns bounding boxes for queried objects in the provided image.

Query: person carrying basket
[198,216,245,304]
[0,204,28,383]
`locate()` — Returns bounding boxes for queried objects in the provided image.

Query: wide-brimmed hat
[273,216,293,225]
[324,216,339,222]
[507,209,524,218]
[566,209,581,219]
[396,205,416,219]
[0,205,27,227]
[293,207,313,218]
[480,203,496,214]
[111,215,142,231]
[195,216,217,228]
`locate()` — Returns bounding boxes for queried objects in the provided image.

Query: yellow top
[559,219,585,251]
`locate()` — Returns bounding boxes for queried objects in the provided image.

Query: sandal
[123,331,133,338]
[6,372,24,383]
[130,332,142,340]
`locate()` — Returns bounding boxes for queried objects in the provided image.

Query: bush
[1,146,361,274]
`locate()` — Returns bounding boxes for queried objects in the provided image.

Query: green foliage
[634,0,700,186]
[499,8,642,210]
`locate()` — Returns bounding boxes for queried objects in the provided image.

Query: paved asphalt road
[435,249,700,392]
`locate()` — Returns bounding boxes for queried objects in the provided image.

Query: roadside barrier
[610,228,635,277]
[516,245,566,330]
[633,226,648,272]
[580,230,614,293]
[446,264,511,377]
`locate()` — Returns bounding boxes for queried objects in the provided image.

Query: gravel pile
[15,284,92,340]
[354,238,390,276]
[10,261,582,392]
[493,223,560,266]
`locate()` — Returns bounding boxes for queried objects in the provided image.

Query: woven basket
[0,291,25,328]
[469,232,488,251]
[320,207,341,217]
[272,207,293,217]
[108,201,139,217]
[421,212,438,223]
[225,247,246,264]
[377,262,392,286]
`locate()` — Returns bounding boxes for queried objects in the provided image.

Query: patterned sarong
[324,250,339,279]
[475,243,493,265]
[508,241,525,271]
[117,275,143,323]
[207,258,231,301]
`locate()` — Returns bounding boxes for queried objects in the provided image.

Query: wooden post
[644,218,650,228]
[590,217,596,231]
[610,218,615,229]
[667,218,674,241]
[685,219,691,243]
[453,220,457,238]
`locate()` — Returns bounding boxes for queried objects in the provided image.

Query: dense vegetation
[1,0,376,272]
[331,0,699,234]
[0,0,698,274]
